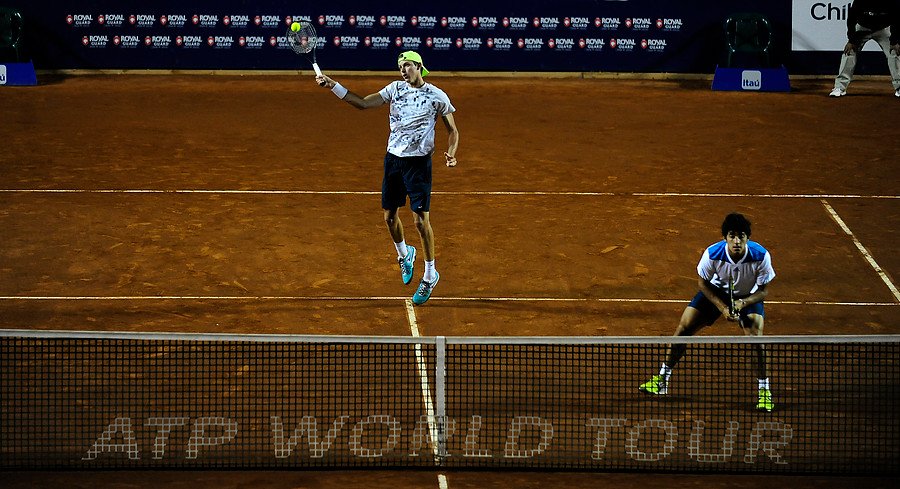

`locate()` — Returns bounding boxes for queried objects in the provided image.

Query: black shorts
[382,152,432,212]
[688,289,765,327]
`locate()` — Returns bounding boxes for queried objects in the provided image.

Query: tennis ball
[290,22,301,32]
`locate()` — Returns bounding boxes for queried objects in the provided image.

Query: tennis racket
[728,272,744,328]
[286,21,325,85]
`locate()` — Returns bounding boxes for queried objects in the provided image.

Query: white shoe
[829,88,846,97]
[895,88,900,98]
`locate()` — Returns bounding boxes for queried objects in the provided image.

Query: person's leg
[872,27,900,90]
[640,293,716,395]
[385,207,405,244]
[833,26,871,92]
[740,303,774,412]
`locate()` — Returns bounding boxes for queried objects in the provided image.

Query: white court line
[0,189,897,199]
[821,200,900,302]
[405,299,444,479]
[0,295,896,306]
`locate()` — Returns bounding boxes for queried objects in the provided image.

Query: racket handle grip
[312,63,323,77]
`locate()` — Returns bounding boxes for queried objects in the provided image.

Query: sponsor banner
[97,14,125,27]
[145,35,172,49]
[348,15,376,29]
[396,36,423,50]
[410,16,438,29]
[113,35,141,48]
[425,36,453,51]
[381,15,406,28]
[625,17,653,31]
[175,35,203,48]
[441,16,467,29]
[502,17,530,30]
[254,15,282,28]
[656,18,683,32]
[641,38,667,53]
[597,17,621,31]
[580,37,605,52]
[160,14,187,28]
[129,14,156,28]
[67,14,94,27]
[563,17,591,30]
[608,38,637,52]
[192,14,219,28]
[224,15,251,29]
[548,38,575,51]
[791,0,880,52]
[317,14,345,29]
[486,37,514,51]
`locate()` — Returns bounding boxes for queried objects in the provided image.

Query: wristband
[331,83,348,100]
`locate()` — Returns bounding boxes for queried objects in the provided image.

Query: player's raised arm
[315,75,385,109]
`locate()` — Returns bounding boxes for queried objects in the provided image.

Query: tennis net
[1,330,898,473]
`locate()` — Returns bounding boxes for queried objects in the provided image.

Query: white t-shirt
[697,240,775,297]
[378,81,455,157]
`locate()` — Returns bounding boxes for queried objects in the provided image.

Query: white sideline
[821,200,900,302]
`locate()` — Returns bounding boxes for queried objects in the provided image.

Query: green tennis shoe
[757,388,774,412]
[638,375,667,395]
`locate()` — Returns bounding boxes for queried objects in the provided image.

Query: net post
[434,335,448,461]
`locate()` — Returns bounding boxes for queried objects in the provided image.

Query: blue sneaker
[412,271,439,305]
[398,246,416,284]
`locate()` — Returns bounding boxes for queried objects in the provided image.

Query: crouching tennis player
[638,213,776,412]
[315,51,459,305]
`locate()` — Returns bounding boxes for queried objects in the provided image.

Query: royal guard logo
[179,35,202,48]
[552,38,574,51]
[628,18,652,31]
[411,16,437,29]
[129,14,137,25]
[67,14,92,28]
[594,17,601,28]
[285,16,311,27]
[195,14,219,28]
[364,36,372,47]
[505,17,528,30]
[244,36,264,48]
[471,17,479,28]
[112,35,120,45]
[582,38,605,51]
[566,17,590,29]
[118,35,140,48]
[147,35,172,48]
[269,36,278,47]
[257,15,280,28]
[475,17,498,30]
[320,15,345,28]
[461,37,482,50]
[103,14,125,27]
[395,37,402,47]
[224,15,232,26]
[369,36,390,49]
[517,38,525,49]
[443,17,466,29]
[350,15,376,28]
[161,14,187,28]
[430,37,452,50]
[133,14,155,27]
[537,17,560,30]
[486,37,494,48]
[238,36,246,47]
[599,17,621,30]
[175,35,183,46]
[379,15,387,26]
[644,38,667,52]
[192,14,200,25]
[656,19,663,29]
[609,38,618,49]
[548,38,556,49]
[226,15,249,28]
[209,36,235,48]
[532,17,541,28]
[523,38,543,51]
[97,15,105,25]
[400,36,422,49]
[455,38,463,49]
[425,36,433,47]
[84,35,109,48]
[659,18,683,31]
[143,36,152,46]
[488,37,513,51]
[611,38,635,51]
[336,36,359,49]
[80,36,88,46]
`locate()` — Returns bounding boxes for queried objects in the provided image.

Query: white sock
[394,240,409,258]
[424,260,436,282]
[658,363,672,381]
[758,378,770,390]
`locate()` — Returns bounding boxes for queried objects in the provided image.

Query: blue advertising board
[0,1,864,75]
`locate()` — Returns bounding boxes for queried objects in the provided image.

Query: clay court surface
[1,74,898,487]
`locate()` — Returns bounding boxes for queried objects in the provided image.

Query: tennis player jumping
[315,51,459,305]
[638,213,777,412]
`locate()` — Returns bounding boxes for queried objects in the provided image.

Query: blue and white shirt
[379,81,455,157]
[697,240,775,297]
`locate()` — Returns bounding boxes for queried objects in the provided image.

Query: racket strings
[287,23,318,55]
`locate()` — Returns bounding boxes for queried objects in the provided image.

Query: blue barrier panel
[711,66,790,92]
[0,61,37,86]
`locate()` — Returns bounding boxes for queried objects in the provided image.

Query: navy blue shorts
[382,152,432,212]
[688,289,765,327]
